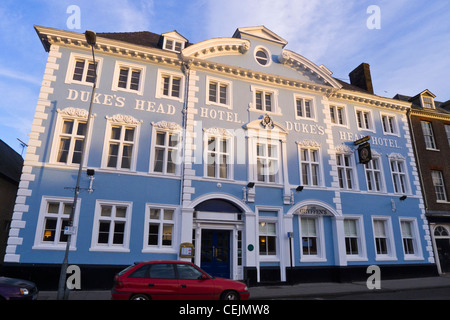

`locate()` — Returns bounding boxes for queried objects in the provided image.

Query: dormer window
[161,31,188,53]
[422,96,434,109]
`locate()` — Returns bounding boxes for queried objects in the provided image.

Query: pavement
[37,275,450,300]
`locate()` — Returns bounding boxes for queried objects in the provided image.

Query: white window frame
[399,218,424,260]
[101,117,141,172]
[143,204,177,253]
[90,200,132,252]
[155,69,185,102]
[388,154,410,195]
[421,121,438,150]
[355,107,375,132]
[163,37,185,53]
[298,216,326,262]
[336,152,356,190]
[364,155,385,193]
[254,138,282,184]
[33,196,80,251]
[421,95,435,109]
[250,85,280,115]
[298,146,322,187]
[111,60,145,95]
[206,75,233,109]
[343,216,367,261]
[254,46,271,67]
[149,124,182,176]
[329,103,348,127]
[203,129,234,180]
[294,93,316,121]
[431,170,448,202]
[65,52,103,86]
[372,216,397,261]
[380,112,399,136]
[49,109,94,167]
[445,125,450,147]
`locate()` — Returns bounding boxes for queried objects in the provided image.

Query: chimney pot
[349,63,374,94]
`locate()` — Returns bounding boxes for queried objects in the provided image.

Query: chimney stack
[349,63,374,94]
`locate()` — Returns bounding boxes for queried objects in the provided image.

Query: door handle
[148,283,155,287]
[180,284,187,288]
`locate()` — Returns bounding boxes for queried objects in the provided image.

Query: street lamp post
[57,30,97,300]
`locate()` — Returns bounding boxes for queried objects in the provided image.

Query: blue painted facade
[4,26,436,286]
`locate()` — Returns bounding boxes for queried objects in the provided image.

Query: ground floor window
[144,206,175,250]
[259,221,277,256]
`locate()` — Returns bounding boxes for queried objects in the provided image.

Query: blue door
[201,230,230,278]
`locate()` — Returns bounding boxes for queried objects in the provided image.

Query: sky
[0,0,449,155]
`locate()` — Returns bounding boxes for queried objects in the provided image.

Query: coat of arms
[261,114,274,129]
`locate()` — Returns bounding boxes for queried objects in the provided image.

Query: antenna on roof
[17,138,28,156]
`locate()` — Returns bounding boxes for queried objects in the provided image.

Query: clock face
[361,148,369,159]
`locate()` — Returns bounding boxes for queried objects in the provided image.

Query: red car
[111,260,250,300]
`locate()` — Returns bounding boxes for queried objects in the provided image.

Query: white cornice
[181,38,250,59]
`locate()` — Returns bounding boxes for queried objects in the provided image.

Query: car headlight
[20,288,29,295]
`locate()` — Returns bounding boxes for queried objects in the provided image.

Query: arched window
[434,226,450,237]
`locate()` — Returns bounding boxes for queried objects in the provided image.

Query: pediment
[161,30,188,42]
[244,115,288,137]
[233,26,288,47]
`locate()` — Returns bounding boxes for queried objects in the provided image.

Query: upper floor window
[250,85,279,114]
[445,125,450,147]
[422,96,435,109]
[156,70,184,102]
[389,156,409,194]
[355,108,374,131]
[50,108,92,167]
[295,94,315,120]
[204,129,233,179]
[254,47,271,66]
[336,153,355,190]
[364,156,384,192]
[161,31,187,53]
[102,114,141,171]
[256,139,280,183]
[299,147,320,187]
[150,121,182,175]
[431,170,447,202]
[381,114,398,135]
[112,61,145,95]
[329,104,347,126]
[206,76,232,109]
[65,52,102,86]
[421,121,437,150]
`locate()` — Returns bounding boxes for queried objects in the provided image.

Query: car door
[146,263,179,300]
[176,263,217,300]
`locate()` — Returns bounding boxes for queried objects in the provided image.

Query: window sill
[89,247,130,253]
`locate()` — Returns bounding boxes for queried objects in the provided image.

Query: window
[381,114,397,135]
[156,70,184,102]
[104,121,138,171]
[329,105,346,126]
[163,39,184,52]
[336,153,355,190]
[55,118,87,165]
[422,96,434,109]
[152,130,180,175]
[299,217,325,261]
[356,109,374,131]
[91,201,132,252]
[205,133,232,179]
[144,207,175,250]
[343,217,366,260]
[177,263,204,280]
[390,158,407,194]
[421,121,437,150]
[445,125,450,147]
[65,53,102,86]
[207,76,232,109]
[112,61,145,95]
[259,222,276,256]
[34,197,80,250]
[294,95,316,120]
[256,140,280,183]
[399,219,422,259]
[364,157,383,192]
[255,47,270,66]
[299,148,320,186]
[372,218,396,260]
[431,170,447,202]
[250,86,279,114]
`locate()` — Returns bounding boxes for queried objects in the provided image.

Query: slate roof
[0,140,23,184]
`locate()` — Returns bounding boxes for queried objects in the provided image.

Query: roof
[97,31,193,50]
[0,140,23,184]
[393,93,450,117]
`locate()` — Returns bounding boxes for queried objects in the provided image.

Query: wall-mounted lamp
[290,186,304,205]
[399,195,407,201]
[296,186,304,192]
[87,169,95,194]
[243,182,255,203]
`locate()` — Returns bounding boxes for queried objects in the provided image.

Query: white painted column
[332,216,347,266]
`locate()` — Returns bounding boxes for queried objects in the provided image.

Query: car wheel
[130,294,150,300]
[221,290,240,300]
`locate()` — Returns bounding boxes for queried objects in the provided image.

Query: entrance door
[201,230,230,278]
[436,239,450,273]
